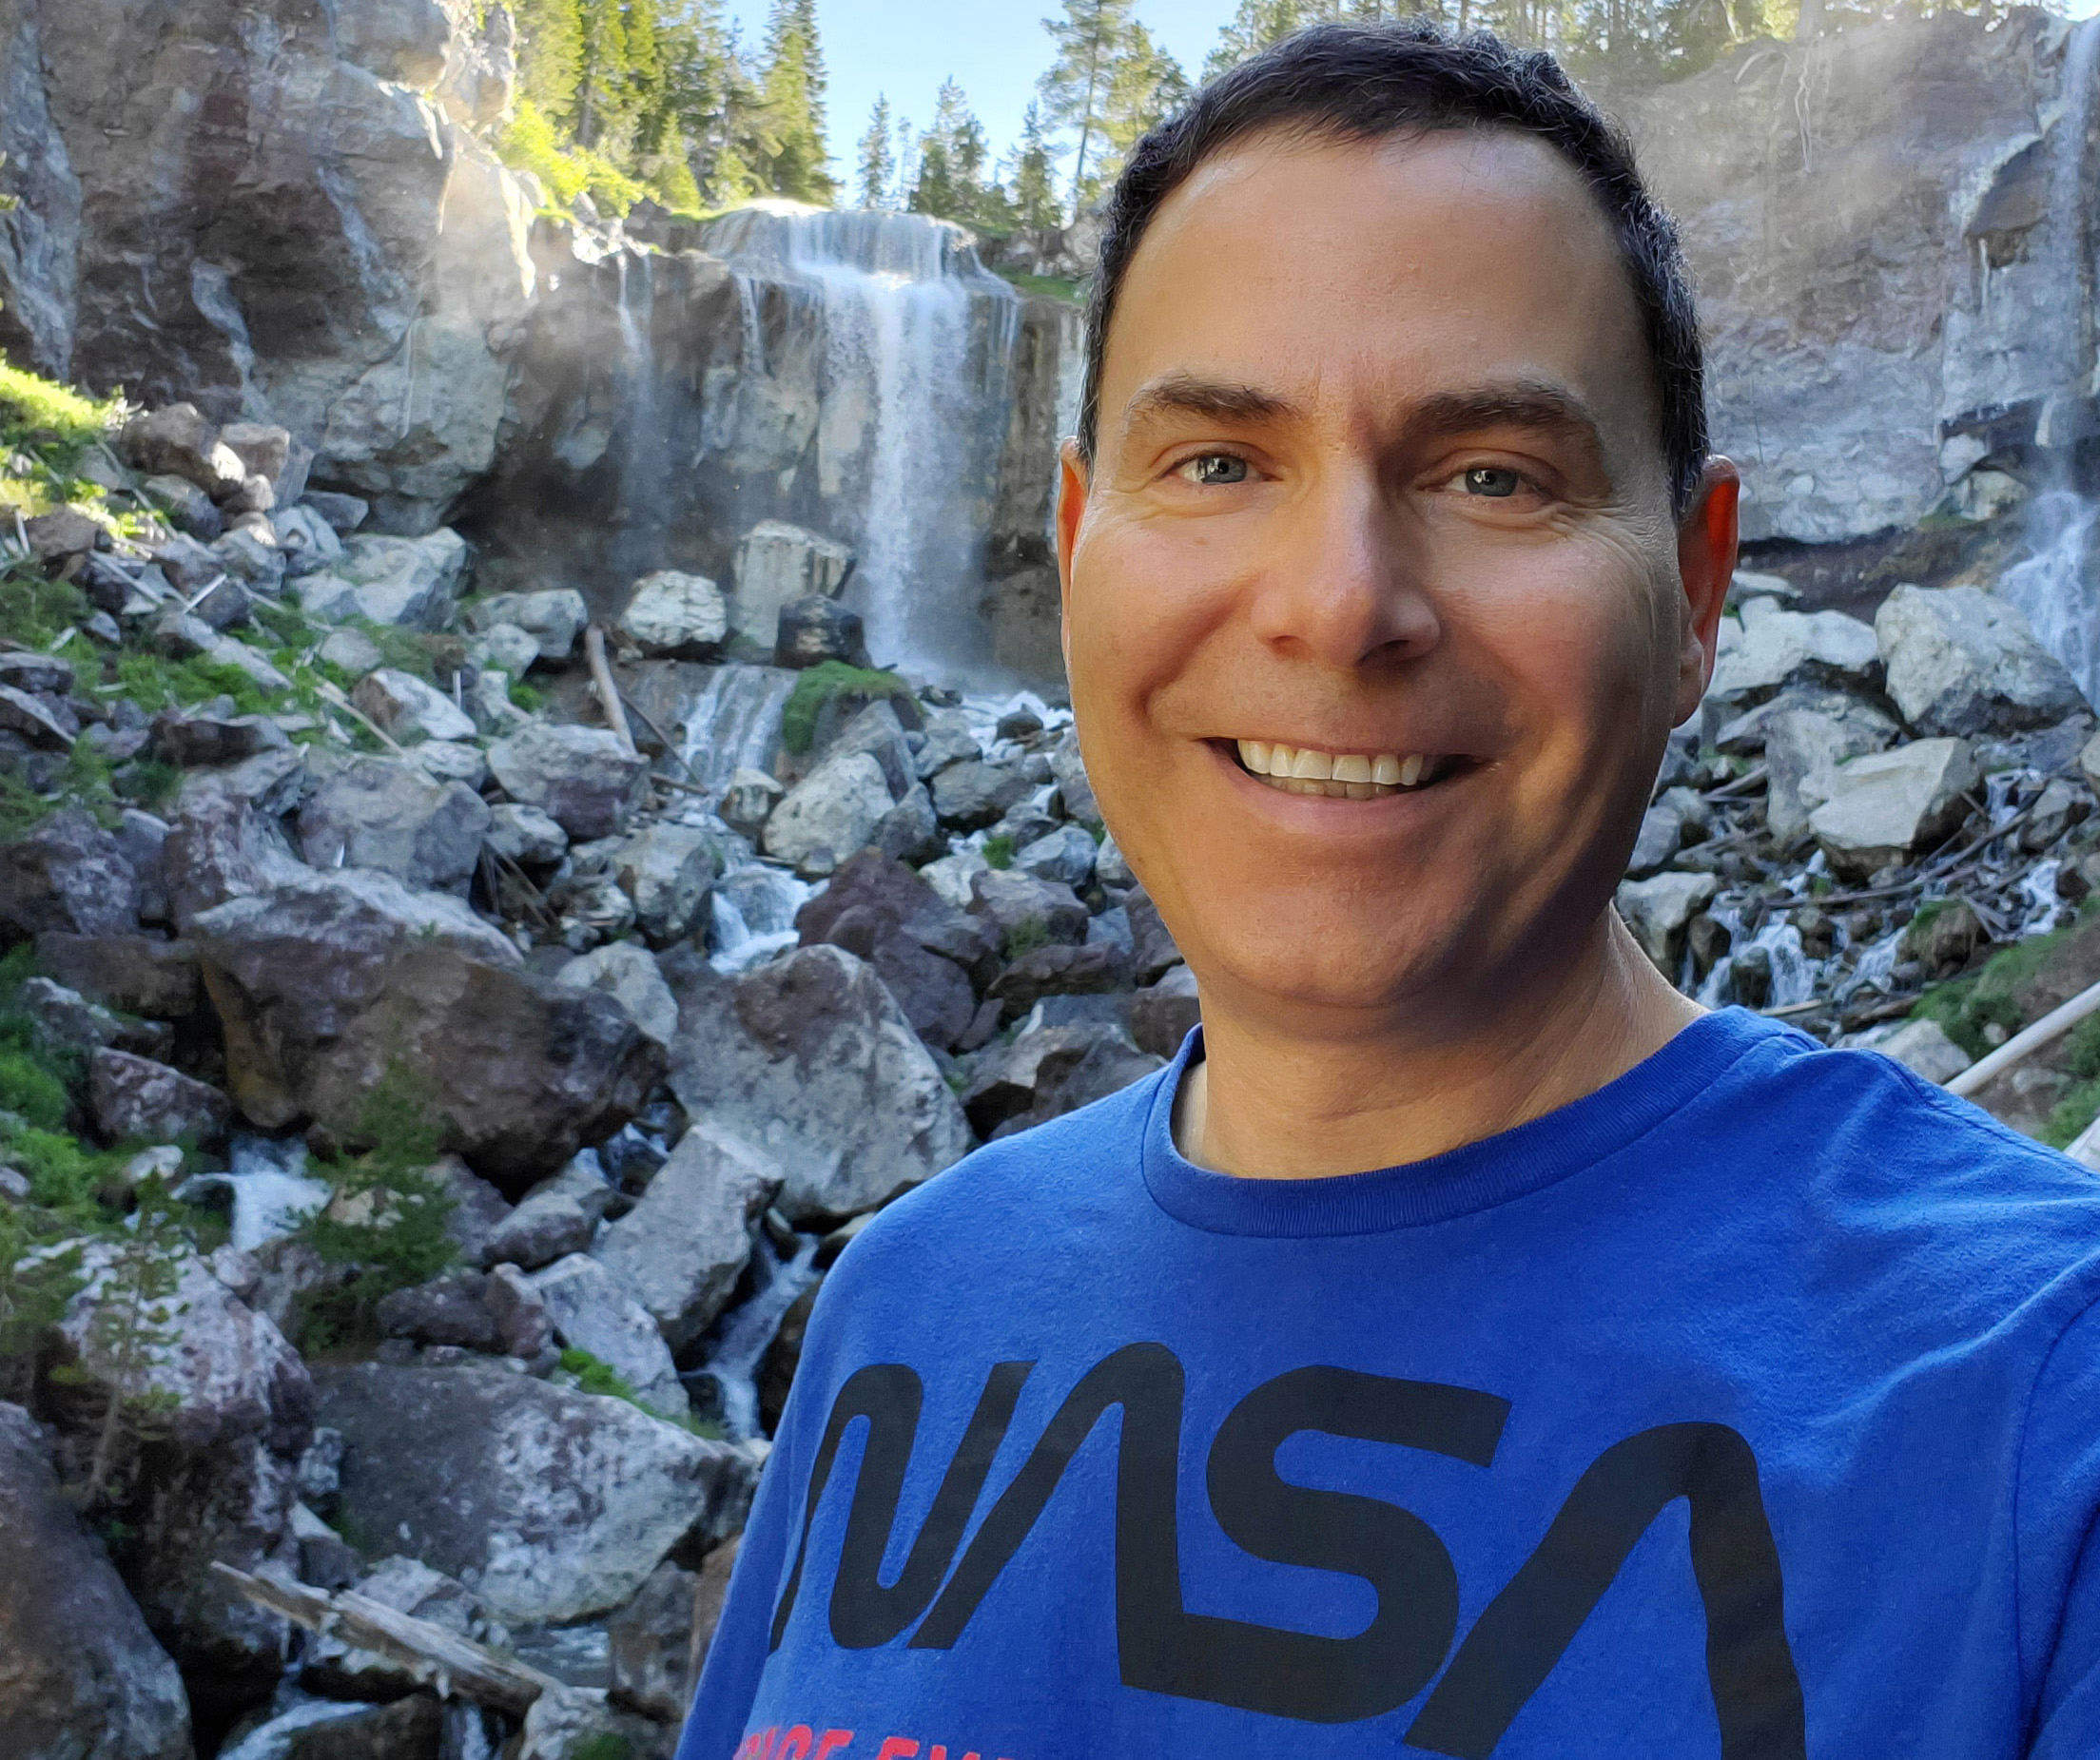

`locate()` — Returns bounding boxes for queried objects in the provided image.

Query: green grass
[982,834,1015,871]
[780,661,910,756]
[1912,903,2100,1061]
[112,650,274,717]
[1003,916,1051,959]
[994,267,1084,303]
[571,1736,633,1760]
[557,1346,726,1437]
[0,575,90,650]
[0,362,122,460]
[508,679,545,713]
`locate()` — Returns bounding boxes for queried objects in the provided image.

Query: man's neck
[1172,911,1703,1180]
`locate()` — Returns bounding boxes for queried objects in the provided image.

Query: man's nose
[1243,468,1439,670]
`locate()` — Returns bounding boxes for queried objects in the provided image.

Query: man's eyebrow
[1405,381,1608,454]
[1119,372,1302,438]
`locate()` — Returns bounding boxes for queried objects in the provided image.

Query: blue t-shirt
[678,1009,2100,1760]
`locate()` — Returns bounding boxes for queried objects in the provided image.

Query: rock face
[1810,737,1981,877]
[314,1362,754,1625]
[1875,584,2083,737]
[192,870,660,1187]
[0,0,536,532]
[0,1404,193,1760]
[664,944,973,1223]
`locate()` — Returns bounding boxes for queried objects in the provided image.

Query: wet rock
[1018,823,1098,888]
[593,1121,782,1354]
[1708,597,1880,701]
[1876,584,2081,737]
[530,1254,688,1418]
[488,725,650,842]
[314,1361,753,1625]
[962,1020,1165,1139]
[1616,871,1721,971]
[715,768,782,843]
[1869,1016,1973,1083]
[930,757,1032,830]
[284,1693,443,1760]
[118,403,244,499]
[988,941,1129,1022]
[297,755,491,895]
[607,1559,698,1723]
[350,668,476,745]
[664,943,974,1223]
[466,590,588,663]
[0,1403,192,1760]
[611,823,719,946]
[1810,736,1979,879]
[34,931,201,1017]
[482,1188,595,1273]
[762,748,893,878]
[487,803,569,865]
[298,532,469,629]
[1130,963,1201,1060]
[913,710,982,781]
[88,1047,231,1146]
[621,571,728,659]
[556,942,678,1046]
[377,1269,501,1353]
[0,807,140,940]
[193,869,660,1186]
[772,594,868,669]
[729,519,854,648]
[968,867,1088,950]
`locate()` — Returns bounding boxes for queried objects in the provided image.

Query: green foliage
[560,1344,640,1401]
[856,94,896,208]
[113,649,272,717]
[0,574,91,650]
[499,98,648,214]
[0,1205,82,1401]
[907,79,1015,232]
[0,946,81,1134]
[779,661,909,755]
[2045,1081,2100,1151]
[994,268,1082,304]
[573,1736,634,1760]
[1911,907,2097,1061]
[509,678,547,713]
[1004,916,1052,959]
[982,834,1016,871]
[111,759,181,814]
[752,0,837,203]
[1009,101,1062,232]
[0,362,123,462]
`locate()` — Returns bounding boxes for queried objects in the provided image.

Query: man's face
[1060,126,1733,1026]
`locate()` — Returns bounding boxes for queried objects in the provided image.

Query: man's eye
[1181,454,1249,486]
[1462,466,1524,498]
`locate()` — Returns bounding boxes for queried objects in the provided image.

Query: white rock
[730,519,854,648]
[1616,870,1719,970]
[762,750,895,878]
[486,803,569,865]
[317,628,383,677]
[611,822,720,946]
[556,942,678,1045]
[530,1253,689,1419]
[298,529,468,629]
[1809,736,1979,878]
[1876,584,2083,737]
[1868,1016,1973,1083]
[920,848,989,911]
[468,590,589,662]
[1708,597,1880,699]
[468,620,542,679]
[620,570,729,657]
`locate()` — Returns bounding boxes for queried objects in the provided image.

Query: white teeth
[1400,753,1424,787]
[1290,747,1333,781]
[1239,739,1271,774]
[1268,745,1295,778]
[1371,754,1402,785]
[1331,754,1371,783]
[1233,741,1444,798]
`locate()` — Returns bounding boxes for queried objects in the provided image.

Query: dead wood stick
[210,1562,556,1716]
[584,624,636,758]
[313,677,407,757]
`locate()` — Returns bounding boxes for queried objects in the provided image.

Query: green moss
[982,834,1015,871]
[508,679,544,713]
[556,1346,722,1436]
[1912,905,2100,1061]
[780,662,910,756]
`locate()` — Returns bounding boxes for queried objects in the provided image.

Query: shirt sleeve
[2018,1292,2100,1756]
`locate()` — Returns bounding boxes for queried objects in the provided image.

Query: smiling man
[679,24,2100,1760]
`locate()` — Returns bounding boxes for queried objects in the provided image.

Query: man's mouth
[1228,738,1461,799]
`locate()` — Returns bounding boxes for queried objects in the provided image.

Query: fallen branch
[313,677,407,757]
[210,1561,556,1716]
[1946,975,2100,1098]
[1705,763,1769,801]
[584,624,636,758]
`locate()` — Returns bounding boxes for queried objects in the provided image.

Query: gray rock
[152,708,288,768]
[467,590,589,662]
[914,716,982,786]
[303,494,371,536]
[1048,728,1101,829]
[729,519,854,648]
[486,1263,554,1360]
[606,1558,697,1723]
[210,527,284,596]
[434,1155,514,1266]
[1761,692,1902,842]
[962,1020,1165,1139]
[593,1121,782,1353]
[717,768,783,842]
[556,942,678,1046]
[0,682,76,749]
[1130,963,1201,1060]
[409,741,489,791]
[33,932,202,1019]
[298,532,469,629]
[531,1253,688,1419]
[191,869,660,1188]
[772,594,867,669]
[0,1403,192,1760]
[118,403,244,498]
[1876,584,2082,737]
[0,808,140,940]
[488,725,650,842]
[969,866,1089,949]
[88,1048,231,1146]
[1810,737,1980,879]
[175,743,309,819]
[1707,597,1881,702]
[988,941,1130,1022]
[481,1189,595,1273]
[930,758,1032,830]
[1018,823,1098,888]
[611,823,719,947]
[376,1269,500,1353]
[298,755,492,894]
[663,943,974,1222]
[1625,802,1684,877]
[0,650,74,696]
[1615,871,1721,971]
[275,506,344,575]
[918,848,988,911]
[1868,1016,1973,1083]
[18,975,122,1054]
[314,1361,754,1625]
[283,1694,442,1760]
[160,794,308,932]
[487,803,569,866]
[464,670,530,738]
[142,472,224,540]
[467,621,541,680]
[350,668,476,745]
[873,780,944,866]
[620,571,728,659]
[762,749,893,878]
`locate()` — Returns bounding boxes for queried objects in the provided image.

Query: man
[680,23,2100,1758]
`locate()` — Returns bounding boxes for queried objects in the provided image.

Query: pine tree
[1039,0,1138,217]
[857,95,897,208]
[515,0,587,123]
[754,0,838,203]
[1010,101,1061,231]
[574,0,632,148]
[1090,24,1187,200]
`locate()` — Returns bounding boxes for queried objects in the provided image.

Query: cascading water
[701,202,1022,678]
[677,663,798,798]
[1997,16,2100,704]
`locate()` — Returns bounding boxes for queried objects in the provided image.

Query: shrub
[982,834,1016,871]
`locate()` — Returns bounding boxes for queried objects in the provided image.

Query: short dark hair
[1079,20,1709,515]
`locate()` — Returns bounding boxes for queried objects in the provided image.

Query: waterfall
[1998,16,2100,704]
[612,248,669,583]
[677,663,797,797]
[701,202,1022,679]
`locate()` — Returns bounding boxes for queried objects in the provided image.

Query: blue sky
[727,0,1240,189]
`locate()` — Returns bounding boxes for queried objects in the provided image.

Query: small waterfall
[709,863,812,975]
[613,249,670,583]
[678,663,797,797]
[687,1232,821,1440]
[1998,16,2100,704]
[702,203,1022,678]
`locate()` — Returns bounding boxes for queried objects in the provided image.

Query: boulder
[376,1269,501,1354]
[1018,824,1098,888]
[930,758,1033,830]
[962,1020,1165,1139]
[467,621,542,680]
[592,1121,783,1353]
[304,493,371,535]
[529,1254,688,1418]
[88,1049,231,1147]
[118,404,244,499]
[1047,728,1101,828]
[209,529,284,597]
[486,803,569,866]
[919,848,989,911]
[297,755,492,895]
[19,975,123,1054]
[1707,597,1880,701]
[409,741,489,791]
[717,768,783,842]
[611,823,719,946]
[142,474,224,541]
[761,749,894,878]
[556,942,679,1046]
[1875,584,2082,737]
[350,669,476,745]
[298,532,469,630]
[620,571,728,659]
[488,725,650,842]
[1615,871,1721,971]
[314,1362,754,1625]
[987,941,1129,1022]
[282,1694,443,1760]
[607,1559,698,1723]
[465,590,588,662]
[1130,963,1201,1060]
[1759,690,1901,842]
[218,421,294,491]
[1904,896,1988,980]
[0,1404,192,1760]
[914,710,982,780]
[434,1155,514,1267]
[0,809,140,941]
[729,520,854,648]
[159,796,308,933]
[481,1188,595,1273]
[191,870,660,1188]
[1809,737,1980,878]
[151,709,287,768]
[663,944,974,1223]
[772,594,868,669]
[1625,802,1684,877]
[968,866,1089,949]
[34,932,202,1018]
[277,506,343,575]
[1868,1016,1973,1083]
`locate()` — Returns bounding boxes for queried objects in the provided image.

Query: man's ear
[1672,456,1740,725]
[1056,438,1089,674]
